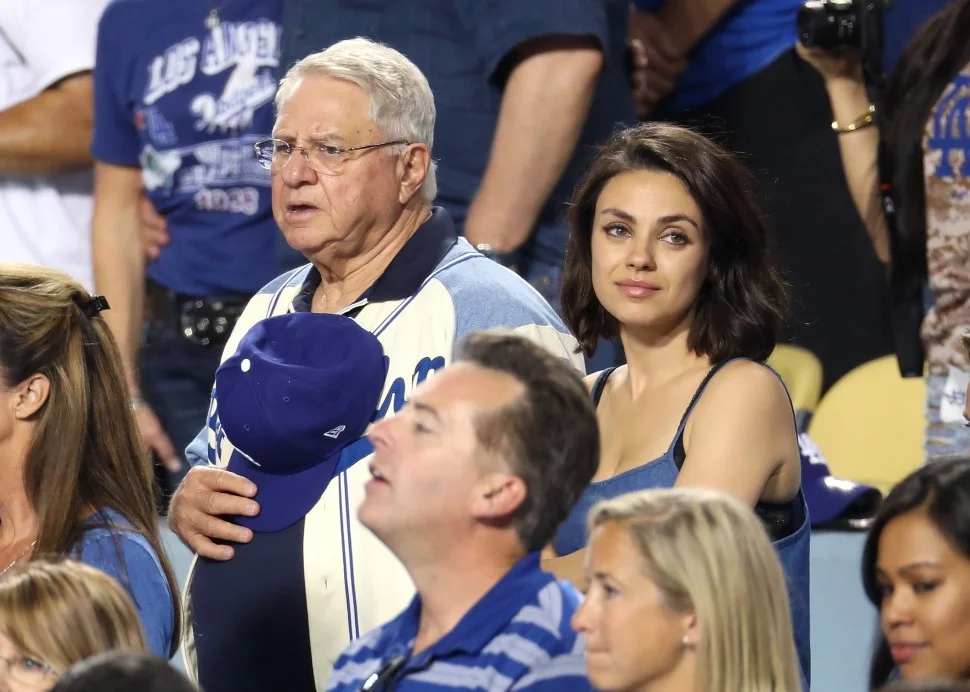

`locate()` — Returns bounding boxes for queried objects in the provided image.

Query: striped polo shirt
[325,553,591,692]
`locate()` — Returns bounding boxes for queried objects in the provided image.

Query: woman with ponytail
[0,264,178,658]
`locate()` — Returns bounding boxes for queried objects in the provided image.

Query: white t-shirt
[0,0,112,291]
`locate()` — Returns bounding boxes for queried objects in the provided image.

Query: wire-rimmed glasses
[0,652,59,689]
[253,138,409,175]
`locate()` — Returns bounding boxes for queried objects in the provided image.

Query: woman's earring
[682,634,694,649]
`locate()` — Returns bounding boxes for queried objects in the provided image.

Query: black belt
[145,279,251,349]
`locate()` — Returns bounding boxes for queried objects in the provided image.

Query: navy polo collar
[291,207,459,313]
[380,552,550,664]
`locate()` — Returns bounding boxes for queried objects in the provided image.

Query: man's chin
[356,498,383,531]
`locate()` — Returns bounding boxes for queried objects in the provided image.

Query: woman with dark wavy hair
[546,122,809,684]
[863,458,970,688]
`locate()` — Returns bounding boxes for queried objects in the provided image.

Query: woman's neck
[618,322,711,398]
[0,436,38,546]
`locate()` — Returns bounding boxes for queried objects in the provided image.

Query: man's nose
[279,147,316,185]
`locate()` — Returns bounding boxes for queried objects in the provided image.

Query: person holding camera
[799,0,970,464]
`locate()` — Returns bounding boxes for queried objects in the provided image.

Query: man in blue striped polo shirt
[326,332,599,691]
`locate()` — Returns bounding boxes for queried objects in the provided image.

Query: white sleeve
[0,0,114,91]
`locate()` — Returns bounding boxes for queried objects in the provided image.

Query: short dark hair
[862,459,970,689]
[51,652,197,692]
[561,122,788,360]
[457,332,599,552]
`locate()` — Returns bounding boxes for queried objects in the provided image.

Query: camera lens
[797,0,861,49]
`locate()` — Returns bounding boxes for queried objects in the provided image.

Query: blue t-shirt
[634,0,802,110]
[91,0,284,297]
[634,0,953,111]
[76,509,174,658]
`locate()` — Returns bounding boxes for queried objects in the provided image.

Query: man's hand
[168,466,260,560]
[139,196,170,261]
[133,401,184,474]
[628,10,687,118]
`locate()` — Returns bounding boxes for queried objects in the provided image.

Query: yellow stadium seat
[808,355,926,494]
[768,344,824,424]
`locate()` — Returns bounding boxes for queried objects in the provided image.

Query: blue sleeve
[90,2,142,165]
[77,532,175,658]
[454,0,609,83]
[185,393,216,467]
[186,424,210,467]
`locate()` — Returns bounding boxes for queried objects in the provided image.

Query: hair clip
[80,295,111,318]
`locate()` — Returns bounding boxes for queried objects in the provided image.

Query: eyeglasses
[0,652,59,688]
[253,138,409,175]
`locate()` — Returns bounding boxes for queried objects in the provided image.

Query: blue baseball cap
[215,313,386,533]
[799,433,882,530]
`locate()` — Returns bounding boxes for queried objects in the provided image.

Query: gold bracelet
[832,104,876,134]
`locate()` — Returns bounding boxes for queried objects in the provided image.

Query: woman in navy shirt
[0,265,177,658]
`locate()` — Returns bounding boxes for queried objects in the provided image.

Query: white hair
[276,37,437,202]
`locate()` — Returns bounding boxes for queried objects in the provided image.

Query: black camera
[797,0,891,49]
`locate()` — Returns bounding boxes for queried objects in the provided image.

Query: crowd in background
[0,0,969,690]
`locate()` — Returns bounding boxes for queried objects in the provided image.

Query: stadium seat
[808,355,925,494]
[768,344,824,430]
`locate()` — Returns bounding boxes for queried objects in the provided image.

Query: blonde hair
[276,37,437,201]
[0,558,146,673]
[589,488,801,692]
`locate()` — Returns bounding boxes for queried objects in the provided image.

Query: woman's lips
[891,643,927,665]
[615,280,660,299]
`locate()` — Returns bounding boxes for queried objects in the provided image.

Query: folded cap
[798,433,882,531]
[216,312,386,532]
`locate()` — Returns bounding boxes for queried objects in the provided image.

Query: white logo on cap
[324,425,346,439]
[241,358,251,373]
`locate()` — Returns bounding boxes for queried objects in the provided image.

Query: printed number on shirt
[194,186,259,215]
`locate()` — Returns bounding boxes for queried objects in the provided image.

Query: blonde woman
[573,488,802,692]
[0,559,146,691]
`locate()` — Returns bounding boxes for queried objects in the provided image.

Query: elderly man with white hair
[168,38,583,692]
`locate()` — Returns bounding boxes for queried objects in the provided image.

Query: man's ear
[397,143,431,205]
[13,373,50,420]
[470,473,527,521]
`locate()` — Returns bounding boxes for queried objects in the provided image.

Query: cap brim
[803,475,882,526]
[227,449,340,533]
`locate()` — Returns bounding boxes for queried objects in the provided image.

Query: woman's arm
[675,361,800,505]
[796,45,891,265]
[541,364,800,584]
